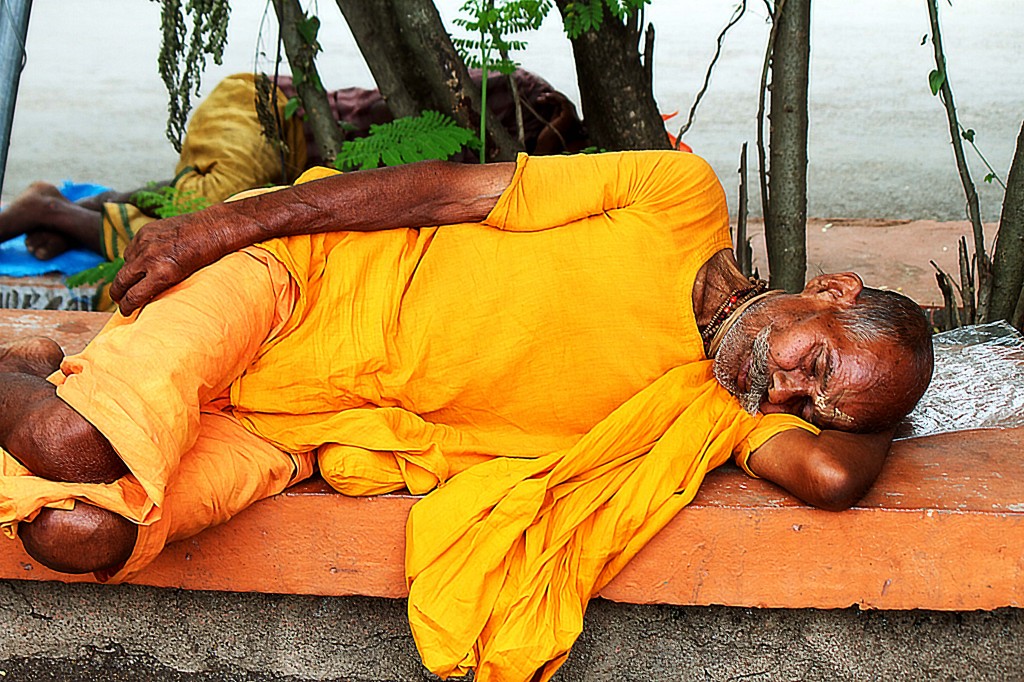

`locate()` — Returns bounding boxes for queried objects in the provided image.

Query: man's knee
[18,503,138,575]
[31,400,127,482]
[2,374,127,483]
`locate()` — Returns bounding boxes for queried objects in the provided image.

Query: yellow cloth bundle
[99,73,307,261]
[406,363,810,680]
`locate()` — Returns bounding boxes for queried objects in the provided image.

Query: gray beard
[713,323,772,415]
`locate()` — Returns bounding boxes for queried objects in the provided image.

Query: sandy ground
[749,217,996,307]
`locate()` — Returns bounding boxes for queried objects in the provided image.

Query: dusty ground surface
[747,217,997,308]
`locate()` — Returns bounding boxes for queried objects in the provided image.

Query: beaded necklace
[699,278,768,356]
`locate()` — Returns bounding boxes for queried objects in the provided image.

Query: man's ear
[802,272,863,305]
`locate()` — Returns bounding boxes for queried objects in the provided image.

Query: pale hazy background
[4,0,1022,220]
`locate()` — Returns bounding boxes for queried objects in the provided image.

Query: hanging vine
[154,0,231,151]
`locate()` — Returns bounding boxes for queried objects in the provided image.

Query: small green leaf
[297,16,320,46]
[985,173,996,184]
[961,128,975,142]
[284,97,300,120]
[66,258,125,289]
[928,68,945,96]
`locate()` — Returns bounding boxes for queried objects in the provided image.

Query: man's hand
[747,427,894,511]
[109,207,230,315]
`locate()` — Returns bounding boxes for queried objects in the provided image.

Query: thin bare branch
[675,0,748,141]
[957,236,975,323]
[498,47,526,146]
[756,0,786,231]
[932,261,962,330]
[736,142,753,277]
[927,0,987,264]
[959,123,1007,190]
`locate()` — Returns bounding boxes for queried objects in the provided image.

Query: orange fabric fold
[0,249,304,581]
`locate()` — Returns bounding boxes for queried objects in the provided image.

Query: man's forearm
[200,160,516,254]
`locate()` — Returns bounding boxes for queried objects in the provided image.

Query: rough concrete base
[0,580,1020,681]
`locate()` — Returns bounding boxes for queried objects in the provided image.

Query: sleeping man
[0,150,933,681]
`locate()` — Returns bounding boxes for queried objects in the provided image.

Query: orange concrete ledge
[0,310,1021,611]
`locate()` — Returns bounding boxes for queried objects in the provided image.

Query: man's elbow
[803,453,873,512]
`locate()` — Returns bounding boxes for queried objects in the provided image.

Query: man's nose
[767,369,811,404]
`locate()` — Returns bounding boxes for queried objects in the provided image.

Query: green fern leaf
[333,112,477,171]
[131,184,210,219]
[562,0,649,37]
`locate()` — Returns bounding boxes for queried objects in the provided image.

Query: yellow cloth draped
[237,153,820,679]
[405,364,810,681]
[98,72,306,259]
[246,152,739,469]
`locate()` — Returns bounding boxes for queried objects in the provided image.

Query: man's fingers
[117,287,145,316]
[109,263,143,303]
[113,260,189,315]
[116,275,161,316]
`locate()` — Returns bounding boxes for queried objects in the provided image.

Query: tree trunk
[764,0,810,293]
[334,0,519,161]
[553,1,670,151]
[273,0,344,164]
[988,120,1024,323]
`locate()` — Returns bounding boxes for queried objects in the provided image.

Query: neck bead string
[699,277,768,353]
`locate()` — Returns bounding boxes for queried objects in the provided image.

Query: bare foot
[0,182,67,242]
[0,182,104,257]
[0,337,64,377]
[25,229,74,260]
